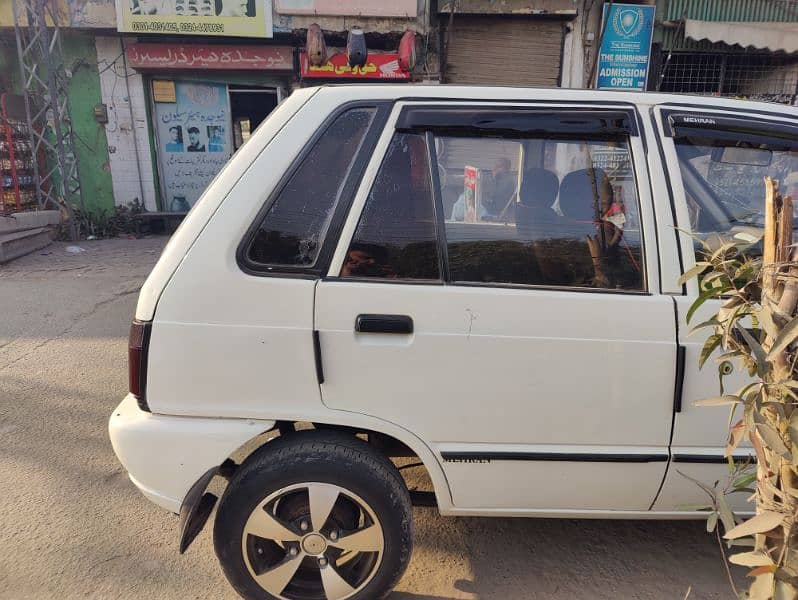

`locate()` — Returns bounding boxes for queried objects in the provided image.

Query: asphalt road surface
[0,237,742,599]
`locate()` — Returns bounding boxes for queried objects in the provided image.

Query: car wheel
[213,430,413,600]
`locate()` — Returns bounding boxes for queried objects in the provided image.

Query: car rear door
[314,101,676,513]
[651,104,798,512]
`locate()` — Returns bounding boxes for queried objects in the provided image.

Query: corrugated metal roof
[660,0,798,22]
[654,0,798,51]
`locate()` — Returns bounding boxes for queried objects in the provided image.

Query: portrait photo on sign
[130,0,175,14]
[207,125,226,152]
[187,126,206,152]
[174,0,215,16]
[165,126,184,152]
[215,0,253,16]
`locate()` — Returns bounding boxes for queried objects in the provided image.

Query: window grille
[657,52,798,105]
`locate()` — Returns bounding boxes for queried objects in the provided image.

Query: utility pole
[13,0,84,240]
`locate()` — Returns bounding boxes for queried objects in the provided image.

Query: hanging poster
[116,0,272,37]
[155,82,231,211]
[596,3,655,91]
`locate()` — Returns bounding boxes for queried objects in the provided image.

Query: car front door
[652,105,798,512]
[314,102,676,513]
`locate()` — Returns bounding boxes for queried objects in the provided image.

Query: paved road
[0,237,741,599]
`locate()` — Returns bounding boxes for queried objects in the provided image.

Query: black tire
[213,430,413,600]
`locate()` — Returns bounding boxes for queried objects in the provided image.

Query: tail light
[129,320,152,412]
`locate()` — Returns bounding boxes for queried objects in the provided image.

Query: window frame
[327,101,655,296]
[337,130,445,285]
[655,105,798,297]
[236,100,392,278]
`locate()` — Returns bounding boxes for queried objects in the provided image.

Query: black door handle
[355,314,414,334]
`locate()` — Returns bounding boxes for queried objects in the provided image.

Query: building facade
[1,0,795,218]
[650,0,798,103]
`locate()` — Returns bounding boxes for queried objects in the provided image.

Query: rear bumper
[108,394,275,513]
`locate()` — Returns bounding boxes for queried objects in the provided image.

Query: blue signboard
[596,3,655,91]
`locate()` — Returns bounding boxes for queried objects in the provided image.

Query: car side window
[439,135,644,291]
[245,107,376,268]
[341,133,440,280]
[672,134,798,260]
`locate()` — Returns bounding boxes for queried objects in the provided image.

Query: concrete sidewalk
[0,237,740,599]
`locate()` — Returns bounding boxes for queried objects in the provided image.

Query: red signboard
[300,52,410,80]
[126,44,293,71]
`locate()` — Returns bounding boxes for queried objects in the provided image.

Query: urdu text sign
[596,3,655,91]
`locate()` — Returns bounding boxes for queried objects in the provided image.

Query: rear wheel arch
[234,423,447,503]
[178,421,451,554]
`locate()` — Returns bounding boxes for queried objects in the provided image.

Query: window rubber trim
[236,100,393,278]
[650,106,686,295]
[426,130,450,283]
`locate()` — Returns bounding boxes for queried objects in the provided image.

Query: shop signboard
[116,0,272,37]
[154,82,232,211]
[299,52,410,80]
[596,3,655,91]
[127,43,293,70]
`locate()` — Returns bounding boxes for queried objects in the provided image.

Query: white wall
[561,10,585,89]
[95,36,158,211]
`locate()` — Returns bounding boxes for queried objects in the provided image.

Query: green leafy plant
[682,178,798,599]
[58,199,145,240]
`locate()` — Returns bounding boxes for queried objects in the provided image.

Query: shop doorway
[229,86,279,150]
[151,81,281,212]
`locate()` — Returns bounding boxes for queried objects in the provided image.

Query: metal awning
[685,19,798,53]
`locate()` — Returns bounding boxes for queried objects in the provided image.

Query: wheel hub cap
[241,482,385,600]
[301,533,327,555]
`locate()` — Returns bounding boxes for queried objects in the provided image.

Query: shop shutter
[444,17,564,86]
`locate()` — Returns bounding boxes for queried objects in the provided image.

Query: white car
[109,85,798,600]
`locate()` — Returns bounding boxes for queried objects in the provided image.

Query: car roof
[312,84,798,119]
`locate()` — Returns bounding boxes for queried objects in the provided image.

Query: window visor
[396,107,637,139]
[665,112,798,150]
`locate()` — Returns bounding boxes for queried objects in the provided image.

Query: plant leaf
[733,472,757,490]
[717,495,736,534]
[756,423,790,457]
[678,262,711,286]
[695,395,743,406]
[706,511,718,533]
[724,511,783,540]
[729,551,774,567]
[687,286,730,324]
[689,317,720,335]
[736,325,770,377]
[748,565,778,577]
[699,334,722,369]
[767,314,798,359]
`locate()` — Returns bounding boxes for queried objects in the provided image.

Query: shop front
[438,1,578,87]
[126,42,292,211]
